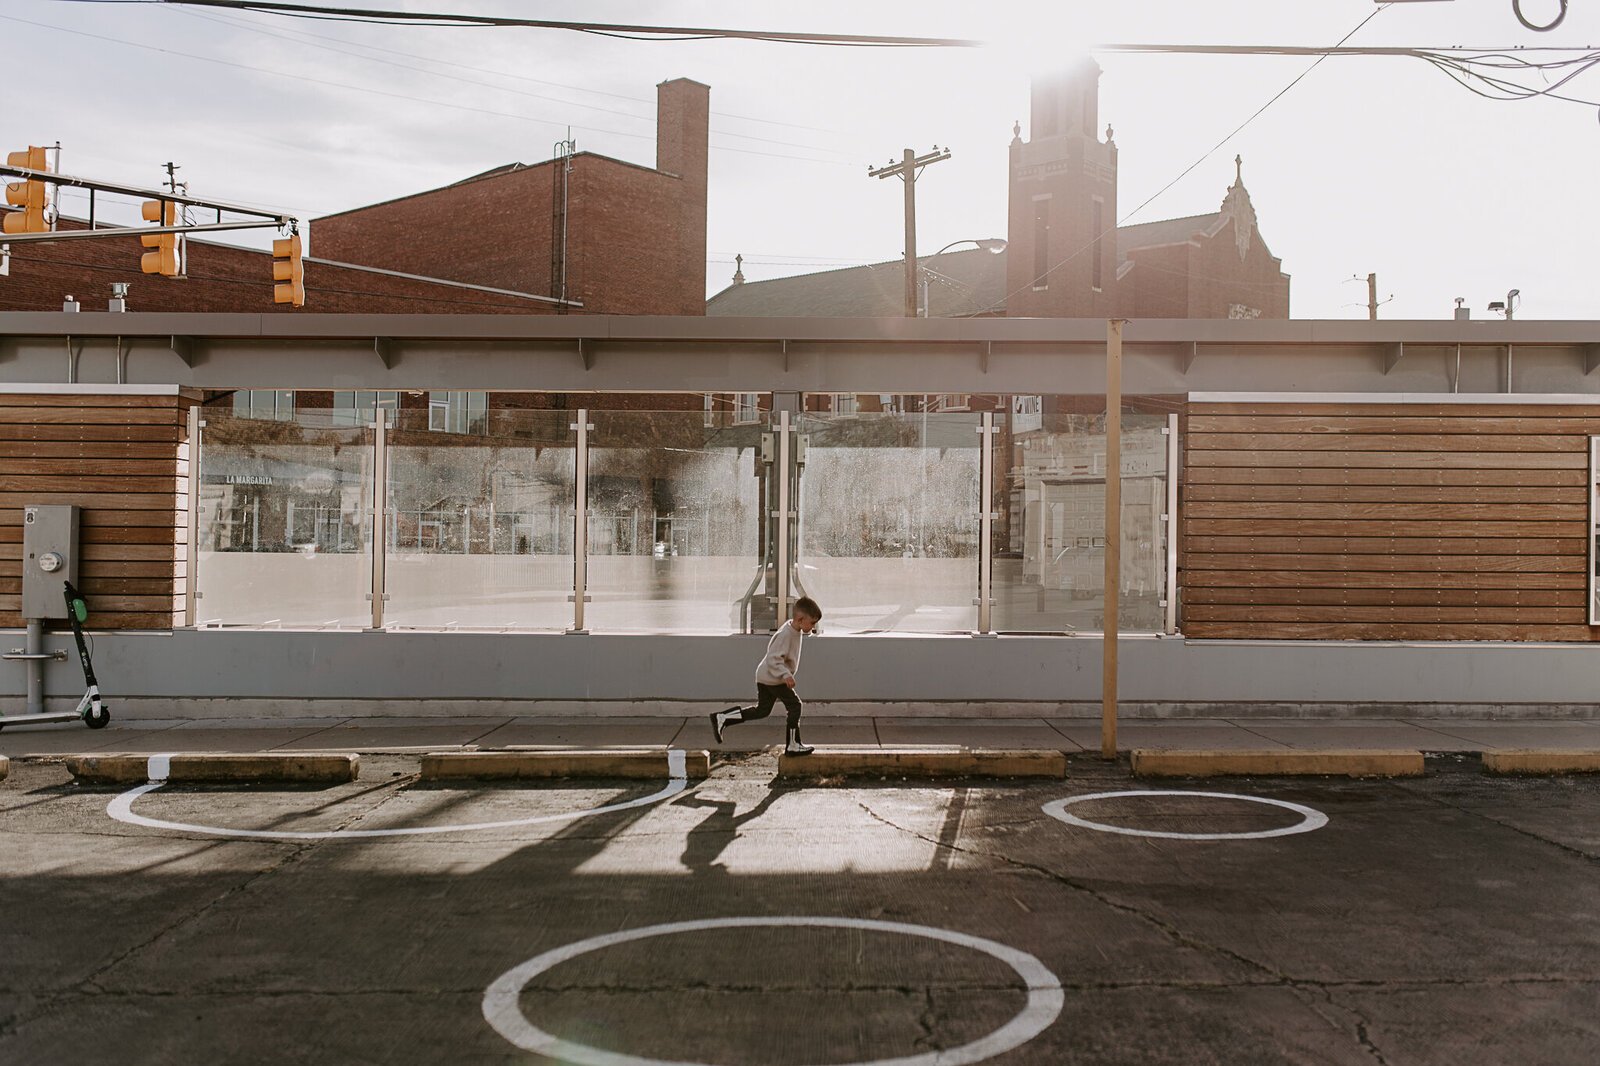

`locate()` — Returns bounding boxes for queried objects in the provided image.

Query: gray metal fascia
[1,312,1597,346]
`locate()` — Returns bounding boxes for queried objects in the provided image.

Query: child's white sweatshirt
[755,619,804,686]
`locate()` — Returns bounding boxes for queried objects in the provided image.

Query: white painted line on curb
[1042,790,1328,840]
[147,754,171,782]
[105,749,693,841]
[483,916,1065,1066]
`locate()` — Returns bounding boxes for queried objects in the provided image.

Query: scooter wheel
[85,705,111,729]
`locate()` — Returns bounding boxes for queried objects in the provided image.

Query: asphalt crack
[856,795,1396,1064]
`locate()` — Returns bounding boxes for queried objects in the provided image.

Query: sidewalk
[4,712,1599,758]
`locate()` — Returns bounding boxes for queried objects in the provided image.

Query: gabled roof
[1116,212,1221,263]
[707,246,1009,318]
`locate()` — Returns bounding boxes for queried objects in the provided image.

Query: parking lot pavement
[3,753,1597,1065]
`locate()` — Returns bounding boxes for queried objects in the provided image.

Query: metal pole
[1102,319,1124,760]
[978,411,994,633]
[902,148,917,318]
[24,620,43,715]
[776,409,791,623]
[370,409,388,630]
[572,409,590,632]
[186,404,201,627]
[1164,412,1179,636]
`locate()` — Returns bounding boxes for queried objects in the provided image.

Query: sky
[4,0,1598,320]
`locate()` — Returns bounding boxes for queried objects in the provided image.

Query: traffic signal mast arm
[0,159,296,244]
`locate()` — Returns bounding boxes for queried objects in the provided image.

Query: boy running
[711,596,822,756]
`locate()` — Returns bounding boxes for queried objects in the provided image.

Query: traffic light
[272,234,304,306]
[140,198,179,276]
[3,146,50,234]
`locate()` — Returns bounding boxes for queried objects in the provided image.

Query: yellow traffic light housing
[3,146,50,235]
[140,199,179,276]
[272,234,304,307]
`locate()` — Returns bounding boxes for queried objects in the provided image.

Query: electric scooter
[0,580,110,730]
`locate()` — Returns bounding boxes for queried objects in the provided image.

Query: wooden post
[1102,319,1123,759]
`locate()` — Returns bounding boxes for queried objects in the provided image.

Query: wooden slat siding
[1187,503,1589,522]
[1182,400,1600,641]
[1186,623,1600,641]
[0,543,187,561]
[0,424,184,442]
[1193,588,1584,607]
[1193,403,1600,417]
[1194,415,1600,434]
[1187,536,1575,555]
[1188,484,1579,503]
[0,394,191,630]
[1184,554,1586,573]
[1188,467,1585,486]
[1185,572,1582,590]
[0,442,186,460]
[1191,433,1584,452]
[1192,450,1584,469]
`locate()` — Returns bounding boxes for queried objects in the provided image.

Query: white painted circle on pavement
[1042,790,1328,840]
[483,916,1064,1066]
[105,753,688,840]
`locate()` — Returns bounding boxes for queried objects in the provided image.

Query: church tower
[1005,60,1119,318]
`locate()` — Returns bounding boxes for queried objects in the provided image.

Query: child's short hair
[794,596,822,621]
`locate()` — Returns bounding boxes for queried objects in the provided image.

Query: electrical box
[22,504,79,619]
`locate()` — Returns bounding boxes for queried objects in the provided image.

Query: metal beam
[1383,341,1404,375]
[0,220,287,244]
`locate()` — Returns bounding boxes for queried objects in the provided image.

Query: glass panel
[797,410,981,634]
[193,412,373,627]
[585,410,766,633]
[385,408,575,630]
[992,410,1169,633]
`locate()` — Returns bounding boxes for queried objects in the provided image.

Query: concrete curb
[1482,749,1600,775]
[1132,749,1425,779]
[0,754,7,781]
[776,748,1068,780]
[420,749,709,781]
[65,753,360,785]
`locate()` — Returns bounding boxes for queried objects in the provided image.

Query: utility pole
[869,146,951,317]
[1367,272,1377,321]
[1103,318,1125,760]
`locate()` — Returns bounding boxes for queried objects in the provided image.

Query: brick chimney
[655,78,709,315]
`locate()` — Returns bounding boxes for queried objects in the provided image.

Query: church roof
[708,178,1272,318]
[707,246,1009,318]
[1116,212,1223,261]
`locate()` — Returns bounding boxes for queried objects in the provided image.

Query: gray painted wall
[6,628,1598,719]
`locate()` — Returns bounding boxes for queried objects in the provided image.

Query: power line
[1,13,861,168]
[168,5,850,149]
[59,0,986,47]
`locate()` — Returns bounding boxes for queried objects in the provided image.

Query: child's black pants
[740,682,803,729]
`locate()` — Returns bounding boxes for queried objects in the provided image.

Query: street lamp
[919,237,1007,318]
[1487,288,1520,321]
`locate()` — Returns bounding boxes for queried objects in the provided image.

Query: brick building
[0,78,709,318]
[708,60,1290,320]
[314,77,708,317]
